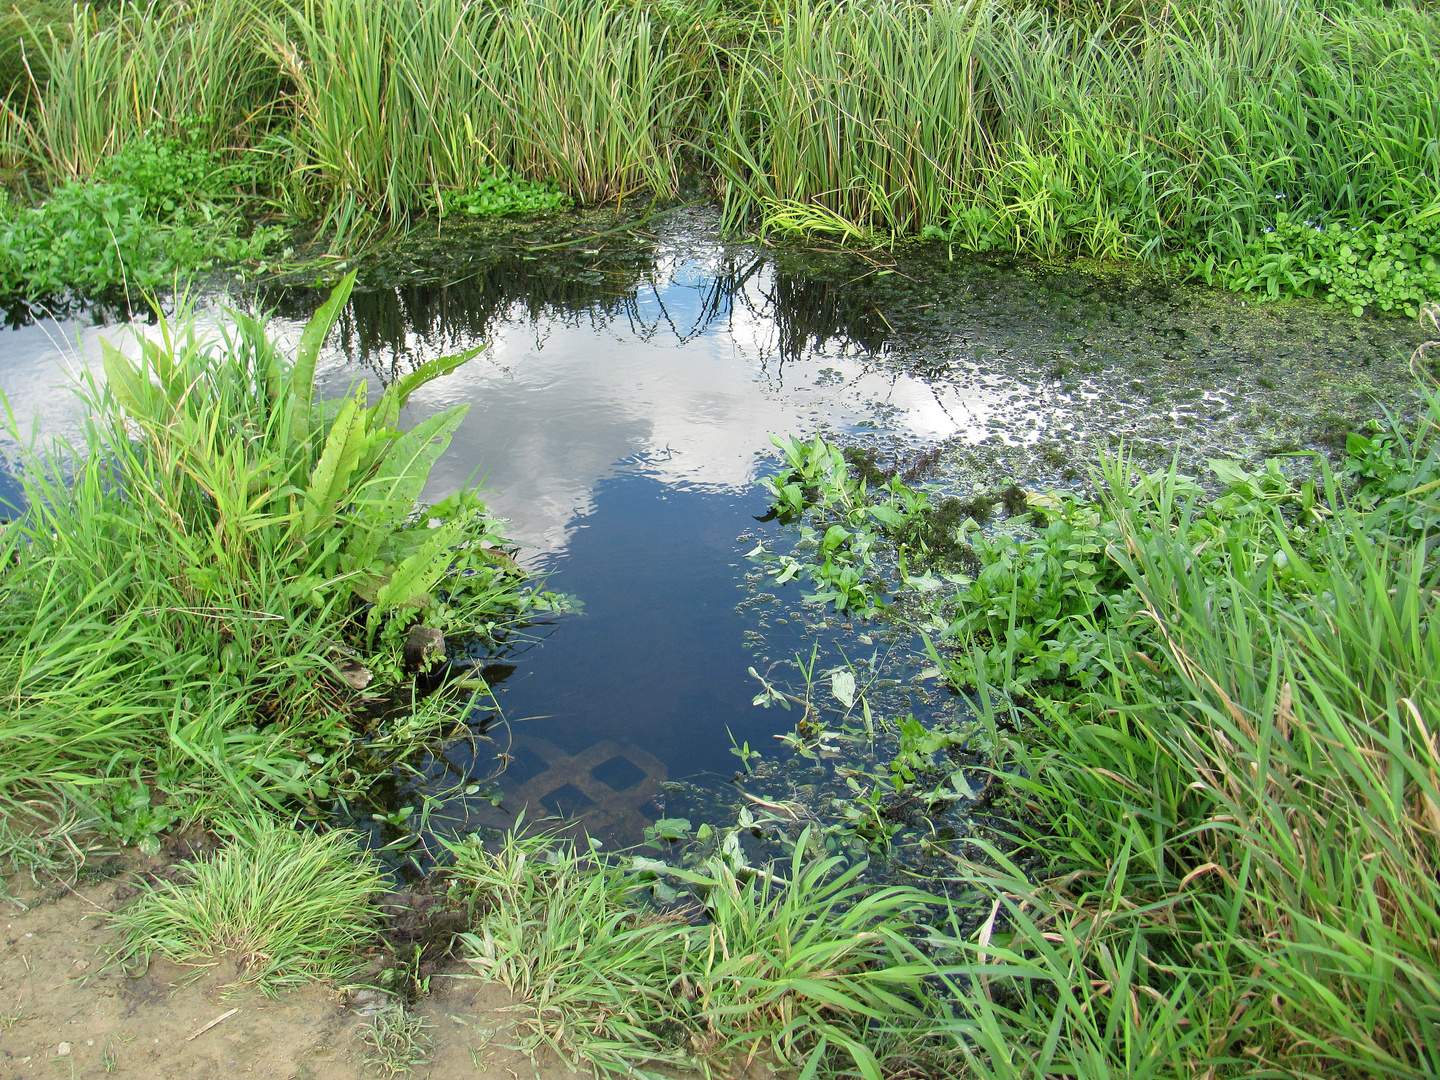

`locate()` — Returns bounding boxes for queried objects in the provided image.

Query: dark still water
[0,209,1428,856]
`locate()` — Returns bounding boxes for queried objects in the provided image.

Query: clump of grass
[110,819,383,990]
[357,1002,432,1078]
[914,316,1440,1076]
[9,0,281,185]
[449,828,947,1077]
[265,0,699,223]
[0,794,103,905]
[0,274,554,845]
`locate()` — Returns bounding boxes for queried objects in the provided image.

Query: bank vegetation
[0,0,1433,310]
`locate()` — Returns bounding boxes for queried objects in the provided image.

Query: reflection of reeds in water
[275,244,898,381]
[267,244,656,380]
[766,273,890,359]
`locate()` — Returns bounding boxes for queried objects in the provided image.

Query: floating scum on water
[0,274,563,846]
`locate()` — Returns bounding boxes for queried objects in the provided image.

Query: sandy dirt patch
[1,863,586,1080]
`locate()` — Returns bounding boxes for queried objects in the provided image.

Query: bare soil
[0,859,586,1080]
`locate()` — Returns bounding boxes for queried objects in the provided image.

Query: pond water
[0,208,1427,858]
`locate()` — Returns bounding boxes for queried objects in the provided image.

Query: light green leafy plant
[110,818,383,990]
[0,274,556,839]
[448,827,949,1079]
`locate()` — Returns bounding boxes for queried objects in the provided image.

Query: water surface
[0,209,1427,851]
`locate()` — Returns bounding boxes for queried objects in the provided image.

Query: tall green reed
[269,0,699,223]
[717,0,1440,268]
[713,0,989,236]
[12,0,280,183]
[927,395,1440,1076]
[6,0,1434,278]
[0,277,534,830]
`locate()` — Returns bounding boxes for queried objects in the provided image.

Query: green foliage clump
[912,350,1440,1076]
[1215,212,1440,316]
[750,313,1440,1079]
[448,827,944,1078]
[433,168,571,219]
[0,127,281,297]
[111,819,383,990]
[944,512,1130,692]
[752,434,1002,615]
[0,275,563,846]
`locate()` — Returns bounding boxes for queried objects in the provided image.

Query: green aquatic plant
[754,433,998,613]
[742,323,1440,1078]
[0,124,282,296]
[0,275,558,837]
[1215,213,1440,316]
[908,354,1440,1076]
[431,168,571,219]
[932,466,1440,1076]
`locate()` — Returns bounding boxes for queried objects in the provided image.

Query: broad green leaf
[1209,458,1255,489]
[369,347,480,435]
[100,340,157,421]
[291,271,356,448]
[367,518,467,637]
[346,405,468,568]
[301,395,365,537]
[867,503,906,528]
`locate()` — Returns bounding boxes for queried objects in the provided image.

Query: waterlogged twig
[737,791,807,820]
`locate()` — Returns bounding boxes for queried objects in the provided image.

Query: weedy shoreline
[0,0,1433,312]
[0,0,1438,1075]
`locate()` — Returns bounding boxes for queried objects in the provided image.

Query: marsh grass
[3,0,1432,305]
[0,275,545,843]
[449,828,947,1078]
[110,818,383,989]
[713,0,989,237]
[717,0,1440,275]
[913,341,1440,1075]
[356,1002,432,1078]
[734,309,1440,1076]
[264,0,698,224]
[10,0,280,185]
[0,793,104,905]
